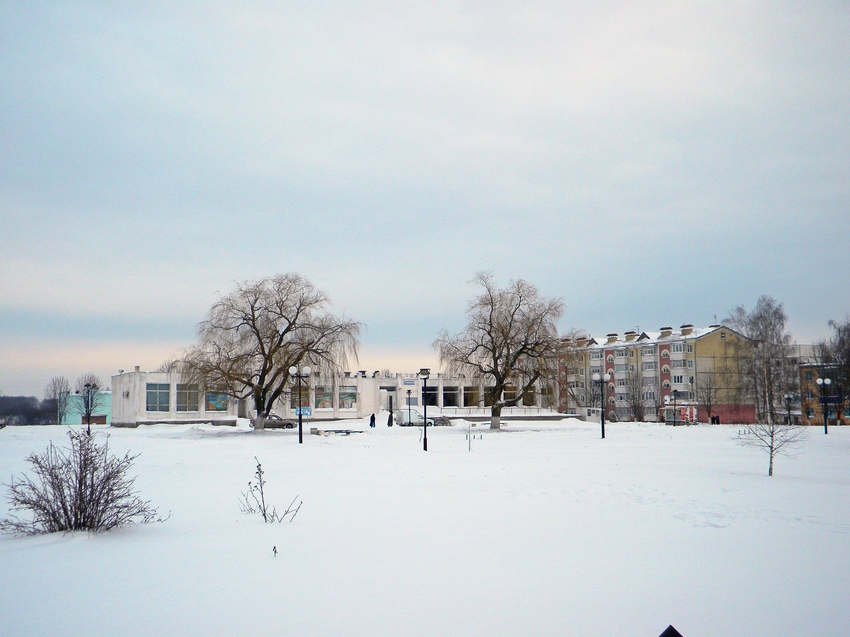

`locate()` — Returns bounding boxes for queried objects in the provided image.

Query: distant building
[62,392,112,425]
[559,324,756,424]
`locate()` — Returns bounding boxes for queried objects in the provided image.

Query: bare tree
[44,376,71,425]
[724,296,797,424]
[183,273,361,430]
[696,371,721,423]
[738,418,808,476]
[434,273,564,429]
[813,317,850,423]
[74,373,105,434]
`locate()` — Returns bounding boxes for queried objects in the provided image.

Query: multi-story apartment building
[559,324,756,424]
[799,362,848,428]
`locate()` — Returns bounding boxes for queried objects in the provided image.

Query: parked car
[251,413,296,429]
[393,408,451,426]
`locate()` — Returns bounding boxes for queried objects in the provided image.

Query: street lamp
[784,393,793,426]
[591,372,611,439]
[672,389,680,426]
[406,389,412,427]
[816,376,832,435]
[289,365,311,444]
[419,368,430,451]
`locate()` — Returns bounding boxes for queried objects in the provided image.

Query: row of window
[145,384,229,413]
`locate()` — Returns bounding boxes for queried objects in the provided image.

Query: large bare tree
[183,274,361,430]
[813,317,850,424]
[434,273,564,429]
[44,376,71,425]
[724,296,796,424]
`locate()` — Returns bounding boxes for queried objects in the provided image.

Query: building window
[590,365,602,375]
[314,386,334,409]
[672,375,684,385]
[579,368,584,376]
[671,343,685,353]
[146,383,169,412]
[590,351,603,360]
[617,378,626,387]
[687,359,693,368]
[338,386,357,409]
[687,345,693,353]
[642,361,657,371]
[607,354,614,363]
[176,384,199,412]
[662,380,671,388]
[206,393,228,411]
[806,408,814,418]
[463,386,480,407]
[671,360,686,368]
[642,346,656,355]
[804,371,812,380]
[290,385,309,409]
[629,350,635,358]
[721,332,726,340]
[615,364,628,372]
[443,386,460,407]
[661,350,669,358]
[615,350,627,358]
[662,365,671,374]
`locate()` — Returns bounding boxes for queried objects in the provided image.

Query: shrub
[1,430,160,535]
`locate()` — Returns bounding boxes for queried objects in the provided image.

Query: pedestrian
[387,412,393,427]
[369,413,376,428]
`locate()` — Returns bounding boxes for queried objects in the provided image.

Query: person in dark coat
[387,412,393,427]
[369,413,376,428]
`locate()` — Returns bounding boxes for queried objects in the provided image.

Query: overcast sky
[2,2,849,397]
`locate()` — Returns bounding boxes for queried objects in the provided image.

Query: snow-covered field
[1,418,848,637]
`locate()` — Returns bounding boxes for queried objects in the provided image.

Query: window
[463,386,480,407]
[687,359,693,368]
[615,350,627,358]
[642,391,656,401]
[314,386,334,409]
[687,345,693,353]
[443,386,459,407]
[721,332,726,340]
[590,365,602,375]
[671,343,685,353]
[615,364,628,372]
[806,389,813,400]
[607,354,614,363]
[671,360,686,368]
[642,346,656,356]
[206,392,228,411]
[662,365,671,374]
[629,350,635,358]
[661,350,669,358]
[579,368,584,376]
[617,378,626,387]
[662,380,671,388]
[804,371,812,380]
[338,386,357,409]
[146,383,169,412]
[590,351,603,360]
[523,389,536,407]
[642,361,657,371]
[176,384,198,412]
[806,408,814,418]
[423,386,439,406]
[672,375,684,384]
[504,385,517,402]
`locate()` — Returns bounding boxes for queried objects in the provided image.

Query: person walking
[369,413,376,428]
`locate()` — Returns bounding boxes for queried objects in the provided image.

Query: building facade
[559,324,756,424]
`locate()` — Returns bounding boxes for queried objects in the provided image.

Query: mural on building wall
[206,393,228,411]
[338,386,357,409]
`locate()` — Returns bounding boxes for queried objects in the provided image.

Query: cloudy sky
[2,2,849,397]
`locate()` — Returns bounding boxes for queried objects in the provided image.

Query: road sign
[296,406,312,417]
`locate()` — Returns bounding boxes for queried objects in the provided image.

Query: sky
[2,2,849,397]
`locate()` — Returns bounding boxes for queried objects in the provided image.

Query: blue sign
[403,380,416,386]
[296,406,312,417]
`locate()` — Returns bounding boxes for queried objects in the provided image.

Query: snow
[1,418,848,637]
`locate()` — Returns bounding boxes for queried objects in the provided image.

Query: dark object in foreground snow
[658,625,683,637]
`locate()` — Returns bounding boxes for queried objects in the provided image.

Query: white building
[111,367,558,427]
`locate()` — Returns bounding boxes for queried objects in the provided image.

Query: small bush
[1,429,160,535]
[239,457,301,523]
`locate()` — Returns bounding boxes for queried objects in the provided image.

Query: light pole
[289,365,311,444]
[406,389,412,426]
[592,372,611,439]
[784,393,793,426]
[419,368,430,451]
[816,376,831,434]
[672,389,680,426]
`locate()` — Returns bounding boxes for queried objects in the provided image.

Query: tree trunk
[490,404,503,430]
[254,414,265,431]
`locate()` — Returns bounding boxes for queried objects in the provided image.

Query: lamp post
[784,393,793,426]
[816,376,832,435]
[406,389,412,427]
[672,389,680,426]
[419,368,430,451]
[289,365,311,444]
[591,372,611,439]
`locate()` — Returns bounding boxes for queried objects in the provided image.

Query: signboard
[403,380,416,386]
[296,406,312,417]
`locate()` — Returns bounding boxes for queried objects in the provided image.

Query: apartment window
[614,364,628,372]
[806,389,813,400]
[687,345,693,353]
[661,350,669,358]
[590,351,603,360]
[672,375,684,385]
[176,384,199,412]
[721,332,726,340]
[579,368,585,376]
[206,393,228,411]
[615,350,627,358]
[642,361,657,371]
[642,346,656,355]
[662,380,671,388]
[615,393,628,402]
[671,360,686,368]
[146,383,169,412]
[806,408,814,418]
[590,365,602,374]
[629,350,635,358]
[662,365,671,374]
[607,354,614,363]
[617,378,626,387]
[687,359,693,368]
